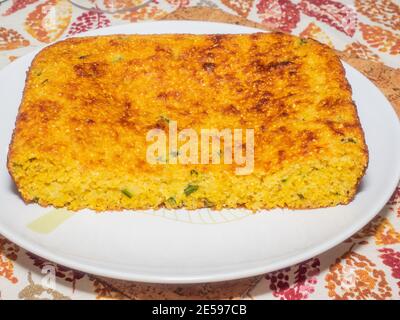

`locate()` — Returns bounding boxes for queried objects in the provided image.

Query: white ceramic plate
[0,21,399,284]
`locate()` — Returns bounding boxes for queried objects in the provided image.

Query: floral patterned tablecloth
[0,0,399,300]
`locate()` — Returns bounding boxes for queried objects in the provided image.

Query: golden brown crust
[7,33,368,211]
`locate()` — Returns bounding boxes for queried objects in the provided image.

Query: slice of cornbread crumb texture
[7,33,368,211]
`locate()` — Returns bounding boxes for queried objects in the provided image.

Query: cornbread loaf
[7,33,368,211]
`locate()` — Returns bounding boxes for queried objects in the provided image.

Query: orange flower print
[374,219,400,245]
[299,22,333,47]
[0,257,18,284]
[0,237,19,284]
[0,27,30,50]
[165,0,191,7]
[2,0,39,16]
[359,22,400,55]
[344,42,380,62]
[8,55,19,62]
[90,276,128,300]
[350,216,400,246]
[355,0,400,31]
[103,0,147,10]
[25,0,72,43]
[325,250,392,300]
[114,1,168,22]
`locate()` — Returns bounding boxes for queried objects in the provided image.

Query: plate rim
[0,20,399,284]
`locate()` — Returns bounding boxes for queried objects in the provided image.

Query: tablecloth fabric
[0,0,399,300]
